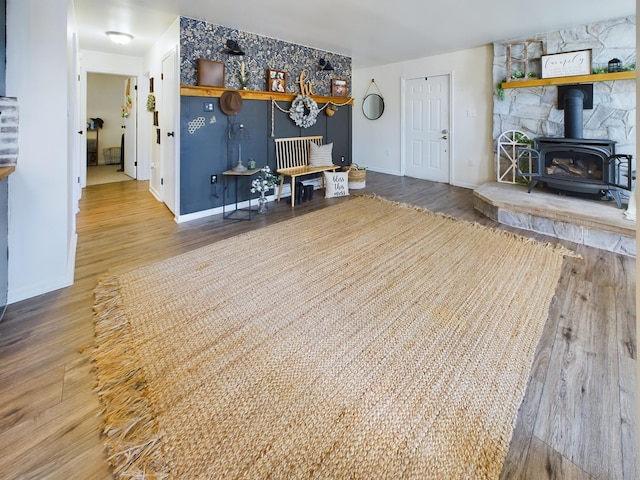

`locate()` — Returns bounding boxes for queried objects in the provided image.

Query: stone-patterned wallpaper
[493,16,636,155]
[180,17,352,97]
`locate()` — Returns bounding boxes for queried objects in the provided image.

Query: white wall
[353,45,494,189]
[2,8,177,304]
[144,18,180,200]
[6,0,74,302]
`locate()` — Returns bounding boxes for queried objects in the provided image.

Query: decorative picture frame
[541,49,592,79]
[197,58,226,87]
[267,69,287,93]
[332,78,348,97]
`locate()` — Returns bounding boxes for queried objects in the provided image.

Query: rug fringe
[355,194,582,259]
[92,274,168,480]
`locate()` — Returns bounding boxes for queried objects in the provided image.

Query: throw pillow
[308,142,334,167]
[324,171,350,198]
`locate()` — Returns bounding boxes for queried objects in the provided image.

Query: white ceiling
[74,0,635,69]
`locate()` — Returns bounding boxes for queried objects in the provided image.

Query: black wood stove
[520,84,633,208]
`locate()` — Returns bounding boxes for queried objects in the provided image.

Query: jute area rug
[92,195,574,480]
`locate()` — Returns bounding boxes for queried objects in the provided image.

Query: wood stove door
[606,154,633,191]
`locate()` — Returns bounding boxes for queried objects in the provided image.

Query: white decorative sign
[541,50,592,79]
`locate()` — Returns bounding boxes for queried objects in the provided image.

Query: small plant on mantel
[495,71,539,101]
[592,62,636,74]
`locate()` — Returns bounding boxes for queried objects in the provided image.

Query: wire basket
[103,147,121,165]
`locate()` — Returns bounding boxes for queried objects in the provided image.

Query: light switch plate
[203,102,214,112]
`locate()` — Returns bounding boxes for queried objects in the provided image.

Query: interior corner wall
[352,45,494,189]
[6,0,73,303]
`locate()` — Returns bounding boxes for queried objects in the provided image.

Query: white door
[161,49,178,215]
[403,75,450,182]
[123,77,137,178]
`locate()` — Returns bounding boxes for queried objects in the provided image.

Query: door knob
[167,131,175,137]
[78,130,83,135]
[442,129,449,134]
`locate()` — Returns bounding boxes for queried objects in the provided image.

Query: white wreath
[289,95,319,128]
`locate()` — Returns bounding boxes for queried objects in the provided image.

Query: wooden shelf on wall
[180,85,354,105]
[501,71,636,89]
[0,166,15,181]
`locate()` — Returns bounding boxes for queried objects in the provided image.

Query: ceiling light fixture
[106,31,134,45]
[318,58,334,71]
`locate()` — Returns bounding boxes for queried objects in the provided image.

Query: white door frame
[123,76,137,179]
[400,72,454,182]
[160,47,179,218]
[78,67,149,190]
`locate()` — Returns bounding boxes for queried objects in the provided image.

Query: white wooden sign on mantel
[541,50,592,79]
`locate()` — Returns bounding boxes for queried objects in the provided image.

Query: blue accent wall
[179,17,353,216]
[180,96,352,215]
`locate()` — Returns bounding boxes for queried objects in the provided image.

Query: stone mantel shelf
[180,85,354,105]
[501,71,635,89]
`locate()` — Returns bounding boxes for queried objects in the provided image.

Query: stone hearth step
[473,182,635,257]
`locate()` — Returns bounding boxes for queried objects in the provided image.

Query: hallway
[86,164,133,186]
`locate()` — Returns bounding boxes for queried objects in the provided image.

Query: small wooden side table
[222,168,260,220]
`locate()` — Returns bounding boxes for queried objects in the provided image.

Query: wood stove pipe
[563,88,585,139]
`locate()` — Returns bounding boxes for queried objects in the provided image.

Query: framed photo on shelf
[332,78,348,97]
[267,69,287,93]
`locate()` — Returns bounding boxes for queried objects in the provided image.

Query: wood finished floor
[0,172,635,479]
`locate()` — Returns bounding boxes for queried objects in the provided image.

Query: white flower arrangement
[250,166,280,195]
[289,95,319,128]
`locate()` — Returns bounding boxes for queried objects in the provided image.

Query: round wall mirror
[363,94,384,120]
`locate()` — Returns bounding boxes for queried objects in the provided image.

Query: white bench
[274,136,340,207]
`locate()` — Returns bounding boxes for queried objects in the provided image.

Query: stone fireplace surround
[492,16,636,156]
[476,16,636,256]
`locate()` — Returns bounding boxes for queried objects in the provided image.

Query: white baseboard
[175,193,277,224]
[365,166,401,176]
[149,186,162,202]
[451,180,478,189]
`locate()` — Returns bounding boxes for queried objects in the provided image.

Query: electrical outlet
[210,174,217,184]
[203,102,214,112]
